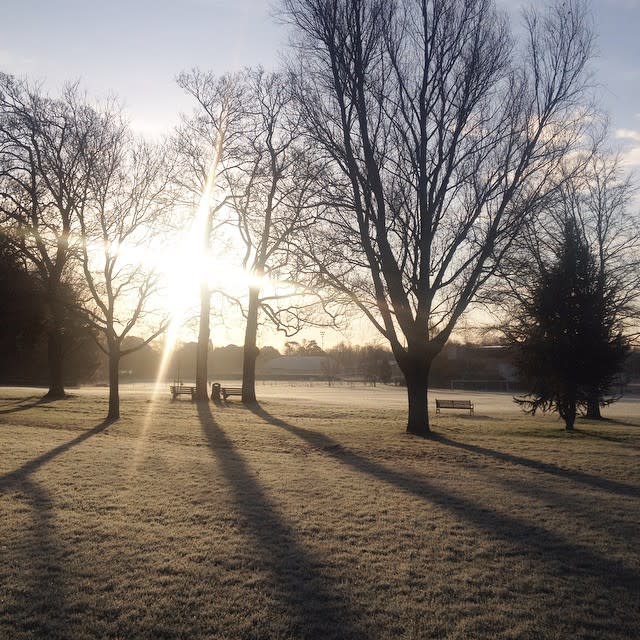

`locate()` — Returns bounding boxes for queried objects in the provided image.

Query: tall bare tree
[282,0,594,434]
[77,120,173,421]
[575,155,639,416]
[0,75,109,398]
[175,70,245,401]
[225,69,338,402]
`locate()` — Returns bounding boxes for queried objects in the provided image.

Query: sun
[157,241,254,319]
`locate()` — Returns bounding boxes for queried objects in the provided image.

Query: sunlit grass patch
[1,387,639,639]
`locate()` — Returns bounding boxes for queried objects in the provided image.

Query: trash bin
[211,382,221,402]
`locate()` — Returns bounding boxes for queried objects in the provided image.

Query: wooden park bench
[221,386,242,401]
[435,398,474,415]
[170,383,196,401]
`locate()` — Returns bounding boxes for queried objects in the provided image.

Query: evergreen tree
[510,219,629,430]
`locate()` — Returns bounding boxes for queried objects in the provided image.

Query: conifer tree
[510,219,629,429]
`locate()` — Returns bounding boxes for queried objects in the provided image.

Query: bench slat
[435,398,474,414]
[170,384,196,400]
[221,386,242,400]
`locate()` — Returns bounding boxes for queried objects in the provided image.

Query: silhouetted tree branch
[0,74,114,397]
[175,70,245,400]
[281,0,595,434]
[76,119,174,420]
[224,69,343,402]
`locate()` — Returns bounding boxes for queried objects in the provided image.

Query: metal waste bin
[211,382,221,402]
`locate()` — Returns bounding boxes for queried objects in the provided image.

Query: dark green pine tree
[511,219,629,430]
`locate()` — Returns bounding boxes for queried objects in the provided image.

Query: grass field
[1,385,639,639]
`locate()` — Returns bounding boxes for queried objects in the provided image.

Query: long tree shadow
[1,479,67,639]
[575,427,640,448]
[582,416,640,429]
[430,433,639,498]
[0,395,55,416]
[0,417,114,638]
[0,418,114,489]
[197,402,367,639]
[248,403,640,592]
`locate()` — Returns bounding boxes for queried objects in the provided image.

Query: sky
[1,0,639,348]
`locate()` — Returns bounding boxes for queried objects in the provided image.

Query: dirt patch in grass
[1,387,639,639]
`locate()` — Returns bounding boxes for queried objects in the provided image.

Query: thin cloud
[614,129,640,166]
[604,0,640,7]
[0,49,38,74]
[616,128,640,143]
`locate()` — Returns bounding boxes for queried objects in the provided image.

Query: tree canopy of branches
[281,0,595,434]
[508,218,629,430]
[175,70,246,400]
[225,69,340,402]
[77,119,174,421]
[0,74,109,397]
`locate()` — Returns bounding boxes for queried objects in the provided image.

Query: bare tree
[175,70,245,401]
[0,74,110,398]
[225,69,339,402]
[77,120,173,421]
[581,156,640,416]
[281,0,594,434]
[579,155,640,337]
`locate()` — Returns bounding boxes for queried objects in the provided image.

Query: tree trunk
[44,326,66,399]
[561,393,577,431]
[195,281,210,402]
[241,286,260,404]
[585,391,602,419]
[107,347,120,421]
[43,283,67,399]
[400,356,431,436]
[564,406,576,431]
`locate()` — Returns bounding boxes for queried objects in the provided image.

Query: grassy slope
[0,388,639,639]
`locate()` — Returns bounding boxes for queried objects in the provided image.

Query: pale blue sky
[1,0,638,155]
[1,0,639,156]
[0,0,285,134]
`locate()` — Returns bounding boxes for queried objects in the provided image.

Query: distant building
[262,355,333,379]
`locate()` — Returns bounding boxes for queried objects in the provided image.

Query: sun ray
[130,133,226,473]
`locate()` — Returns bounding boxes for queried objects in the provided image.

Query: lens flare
[130,130,227,472]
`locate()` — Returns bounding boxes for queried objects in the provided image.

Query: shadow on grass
[0,418,114,489]
[0,396,56,416]
[575,428,640,448]
[197,402,366,639]
[248,402,640,591]
[0,416,116,638]
[0,414,106,638]
[2,479,68,638]
[430,434,639,498]
[582,416,640,428]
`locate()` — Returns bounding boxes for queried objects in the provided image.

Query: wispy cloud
[615,129,640,166]
[0,49,39,74]
[616,129,640,143]
[604,0,640,8]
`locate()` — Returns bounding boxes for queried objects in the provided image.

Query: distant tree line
[92,337,640,394]
[0,234,99,384]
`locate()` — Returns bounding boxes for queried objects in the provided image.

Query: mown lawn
[1,387,639,639]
